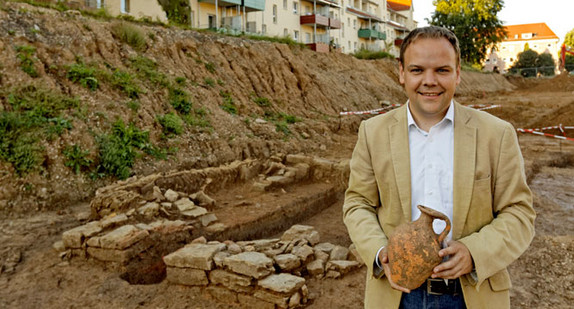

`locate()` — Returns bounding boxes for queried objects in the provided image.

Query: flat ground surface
[1,82,574,308]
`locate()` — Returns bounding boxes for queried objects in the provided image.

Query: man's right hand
[378,247,411,293]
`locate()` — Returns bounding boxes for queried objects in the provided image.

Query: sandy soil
[1,83,574,308]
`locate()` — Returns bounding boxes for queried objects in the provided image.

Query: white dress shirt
[407,101,454,240]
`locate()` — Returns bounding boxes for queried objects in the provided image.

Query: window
[305,33,311,43]
[262,24,267,34]
[121,0,130,13]
[354,42,357,52]
[284,28,288,37]
[294,30,299,41]
[353,19,356,29]
[348,41,351,50]
[283,0,287,10]
[293,2,298,14]
[273,5,277,24]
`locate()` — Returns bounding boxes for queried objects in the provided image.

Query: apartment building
[79,0,415,54]
[484,23,560,73]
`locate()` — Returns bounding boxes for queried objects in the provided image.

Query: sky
[412,0,574,45]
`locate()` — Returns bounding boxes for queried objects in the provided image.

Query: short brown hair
[399,26,461,67]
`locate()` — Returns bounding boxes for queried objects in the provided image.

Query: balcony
[395,38,404,47]
[242,0,265,11]
[300,14,329,28]
[329,18,341,29]
[306,42,330,53]
[358,29,386,40]
[199,0,242,6]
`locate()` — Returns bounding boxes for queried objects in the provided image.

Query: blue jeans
[399,282,466,309]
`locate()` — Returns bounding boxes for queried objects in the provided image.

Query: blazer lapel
[452,102,477,240]
[389,106,412,221]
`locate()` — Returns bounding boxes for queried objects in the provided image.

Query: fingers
[382,262,411,293]
[432,240,474,279]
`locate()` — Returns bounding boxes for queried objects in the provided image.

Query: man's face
[399,37,460,126]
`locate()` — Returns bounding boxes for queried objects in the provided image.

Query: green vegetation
[94,119,159,179]
[509,49,556,77]
[67,63,100,91]
[129,55,169,87]
[204,77,215,87]
[253,96,272,107]
[169,87,192,114]
[63,144,93,174]
[204,62,216,73]
[219,91,238,115]
[110,69,142,98]
[262,111,301,136]
[15,45,38,77]
[157,0,191,26]
[352,49,395,60]
[110,22,147,51]
[157,112,184,136]
[0,86,79,175]
[430,0,506,65]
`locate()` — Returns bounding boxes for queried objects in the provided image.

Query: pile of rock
[163,225,362,308]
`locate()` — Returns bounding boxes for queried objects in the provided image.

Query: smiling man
[343,26,536,309]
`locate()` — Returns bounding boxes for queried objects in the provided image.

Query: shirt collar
[407,100,455,130]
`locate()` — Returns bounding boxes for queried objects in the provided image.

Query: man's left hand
[431,240,473,279]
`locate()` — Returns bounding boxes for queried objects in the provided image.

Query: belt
[422,278,462,296]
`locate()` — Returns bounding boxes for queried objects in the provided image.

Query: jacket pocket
[488,269,512,292]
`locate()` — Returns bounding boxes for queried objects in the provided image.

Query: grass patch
[168,87,192,114]
[129,55,169,87]
[63,144,93,174]
[157,112,184,137]
[109,69,142,99]
[67,63,100,91]
[0,85,80,175]
[110,22,147,51]
[351,49,395,60]
[253,96,272,107]
[219,91,237,115]
[15,45,38,77]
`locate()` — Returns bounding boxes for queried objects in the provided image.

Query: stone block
[314,248,329,263]
[281,225,320,246]
[87,237,152,263]
[291,245,314,264]
[181,206,208,219]
[223,252,274,279]
[314,242,335,254]
[164,189,179,202]
[199,213,218,226]
[100,213,129,229]
[253,289,290,308]
[274,254,301,272]
[174,198,195,212]
[236,239,279,251]
[306,259,324,276]
[329,245,349,261]
[62,221,102,248]
[213,251,230,268]
[86,225,149,250]
[285,154,312,165]
[166,267,208,286]
[209,269,254,292]
[138,202,159,217]
[326,260,361,275]
[163,243,226,270]
[257,273,306,295]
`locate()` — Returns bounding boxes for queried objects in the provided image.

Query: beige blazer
[343,102,535,309]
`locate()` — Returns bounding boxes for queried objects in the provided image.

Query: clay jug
[387,205,451,290]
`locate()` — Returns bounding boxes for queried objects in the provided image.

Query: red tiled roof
[387,0,411,11]
[504,23,558,41]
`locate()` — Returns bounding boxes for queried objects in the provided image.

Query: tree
[509,50,555,77]
[157,0,191,26]
[429,0,507,65]
[565,28,574,48]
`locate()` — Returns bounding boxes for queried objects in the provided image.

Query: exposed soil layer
[1,2,574,308]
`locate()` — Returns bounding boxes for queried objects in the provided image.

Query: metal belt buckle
[426,278,444,295]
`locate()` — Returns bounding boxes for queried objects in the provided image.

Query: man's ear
[399,62,405,85]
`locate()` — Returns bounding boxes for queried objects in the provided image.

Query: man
[343,26,535,309]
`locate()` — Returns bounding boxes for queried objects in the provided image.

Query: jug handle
[417,205,452,243]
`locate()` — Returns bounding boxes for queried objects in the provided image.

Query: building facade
[79,0,416,54]
[484,23,560,73]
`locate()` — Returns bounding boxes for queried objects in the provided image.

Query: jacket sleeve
[458,123,536,288]
[343,121,388,278]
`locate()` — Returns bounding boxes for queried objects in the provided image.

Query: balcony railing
[358,28,386,40]
[300,14,329,27]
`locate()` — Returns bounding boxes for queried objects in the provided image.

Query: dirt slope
[0,2,514,216]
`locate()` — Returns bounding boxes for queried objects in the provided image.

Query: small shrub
[204,77,215,87]
[110,22,147,51]
[352,48,395,60]
[205,62,216,73]
[67,63,100,91]
[126,100,140,111]
[157,112,184,136]
[110,69,141,99]
[15,45,38,77]
[279,112,300,124]
[168,87,192,114]
[275,121,291,136]
[219,91,237,115]
[129,56,169,87]
[253,96,271,107]
[63,144,93,174]
[175,76,186,85]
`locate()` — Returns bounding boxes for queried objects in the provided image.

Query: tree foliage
[157,0,191,26]
[565,28,574,48]
[429,0,507,65]
[509,49,555,77]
